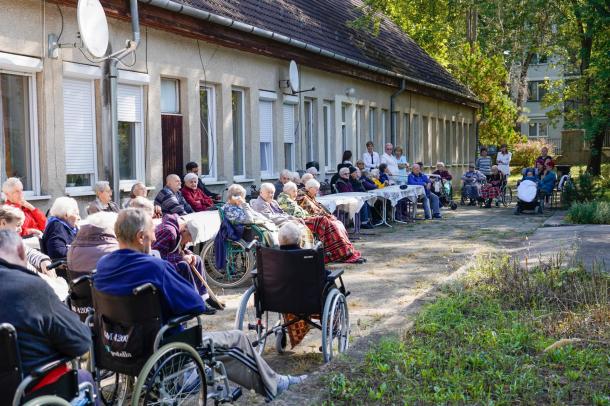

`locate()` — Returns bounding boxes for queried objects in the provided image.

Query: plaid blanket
[480,185,501,199]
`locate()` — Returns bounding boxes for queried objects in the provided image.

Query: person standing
[362,141,380,171]
[380,143,399,179]
[475,148,492,177]
[496,144,512,177]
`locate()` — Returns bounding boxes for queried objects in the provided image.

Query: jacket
[67,224,118,273]
[214,218,244,269]
[41,217,77,260]
[86,198,120,215]
[154,187,193,215]
[6,202,46,237]
[250,196,294,226]
[181,186,214,212]
[407,172,431,196]
[335,178,353,193]
[152,214,183,266]
[539,171,557,194]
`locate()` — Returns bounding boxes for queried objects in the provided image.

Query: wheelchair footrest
[230,387,242,402]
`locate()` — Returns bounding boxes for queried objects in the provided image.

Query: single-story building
[0,0,481,212]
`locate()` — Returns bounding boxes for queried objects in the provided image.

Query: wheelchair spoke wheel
[132,343,207,406]
[502,187,513,207]
[235,286,281,355]
[98,371,130,406]
[200,240,253,288]
[321,289,349,363]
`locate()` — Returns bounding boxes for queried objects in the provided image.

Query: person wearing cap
[335,167,353,193]
[461,164,486,205]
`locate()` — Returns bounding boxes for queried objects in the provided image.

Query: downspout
[109,0,141,205]
[390,79,406,145]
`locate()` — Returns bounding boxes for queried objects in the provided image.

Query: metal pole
[110,60,120,206]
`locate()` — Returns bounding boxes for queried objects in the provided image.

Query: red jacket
[181,187,214,212]
[6,202,47,237]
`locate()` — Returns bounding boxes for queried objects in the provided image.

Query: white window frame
[304,99,315,162]
[283,102,297,171]
[258,91,276,178]
[200,85,217,181]
[528,120,549,138]
[232,88,247,180]
[355,105,363,158]
[412,114,420,163]
[0,69,41,197]
[117,83,145,189]
[160,78,180,114]
[369,107,377,141]
[340,103,348,153]
[323,102,333,171]
[62,75,98,194]
[403,113,410,160]
[381,109,388,146]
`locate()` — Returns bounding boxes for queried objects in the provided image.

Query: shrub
[510,139,556,171]
[566,201,610,224]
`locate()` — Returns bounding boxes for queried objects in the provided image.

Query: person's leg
[422,195,431,219]
[430,193,441,217]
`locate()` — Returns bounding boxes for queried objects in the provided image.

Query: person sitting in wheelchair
[480,165,504,208]
[94,209,305,401]
[0,229,94,403]
[461,164,486,206]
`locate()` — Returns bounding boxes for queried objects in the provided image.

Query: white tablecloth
[316,192,378,219]
[368,185,425,207]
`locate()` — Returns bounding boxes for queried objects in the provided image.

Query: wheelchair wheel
[22,396,72,406]
[200,239,253,288]
[235,286,282,355]
[132,342,207,406]
[98,371,130,406]
[275,329,287,354]
[502,187,513,207]
[321,288,349,363]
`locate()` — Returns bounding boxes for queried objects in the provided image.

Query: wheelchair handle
[47,259,67,270]
[132,283,156,295]
[245,240,258,251]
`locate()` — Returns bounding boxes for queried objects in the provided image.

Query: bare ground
[201,206,549,404]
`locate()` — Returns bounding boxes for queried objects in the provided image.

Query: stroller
[429,174,457,210]
[514,180,543,214]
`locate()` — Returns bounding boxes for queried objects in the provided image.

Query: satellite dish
[289,60,300,93]
[77,0,109,58]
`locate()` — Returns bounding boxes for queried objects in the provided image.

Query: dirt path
[201,206,548,404]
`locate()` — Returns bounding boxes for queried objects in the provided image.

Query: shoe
[432,214,442,219]
[360,222,374,229]
[206,297,225,310]
[468,201,476,206]
[424,216,431,220]
[354,258,365,264]
[202,307,217,315]
[277,375,308,395]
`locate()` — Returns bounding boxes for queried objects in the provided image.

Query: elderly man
[274,169,292,199]
[2,178,46,237]
[185,161,221,201]
[380,143,399,177]
[95,209,305,400]
[408,163,441,220]
[154,174,193,215]
[87,180,120,215]
[461,163,487,205]
[0,230,91,377]
[362,141,380,171]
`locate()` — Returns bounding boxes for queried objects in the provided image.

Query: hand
[21,200,35,211]
[184,254,196,265]
[40,260,57,278]
[29,229,44,238]
[154,205,162,215]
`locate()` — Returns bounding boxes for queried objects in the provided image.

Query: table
[368,185,425,226]
[316,192,377,220]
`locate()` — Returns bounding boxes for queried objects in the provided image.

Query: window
[283,103,296,170]
[381,109,388,146]
[304,100,316,162]
[412,114,420,162]
[340,104,347,153]
[199,86,216,179]
[355,106,363,157]
[323,102,333,170]
[531,53,548,65]
[445,120,451,164]
[391,112,398,146]
[403,113,410,160]
[259,99,274,177]
[527,81,547,102]
[422,116,429,166]
[369,107,377,140]
[117,83,144,184]
[63,77,96,190]
[0,72,38,194]
[232,89,246,178]
[528,120,548,137]
[160,78,179,113]
[451,121,457,165]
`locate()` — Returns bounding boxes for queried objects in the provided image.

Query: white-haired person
[67,212,119,274]
[274,169,292,199]
[2,177,47,237]
[87,180,120,215]
[300,172,314,189]
[41,197,81,261]
[222,184,279,246]
[123,182,162,217]
[278,182,363,264]
[182,172,215,212]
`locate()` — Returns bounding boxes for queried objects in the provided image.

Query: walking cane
[189,263,226,310]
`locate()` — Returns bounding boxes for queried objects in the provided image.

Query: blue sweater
[539,171,557,194]
[41,217,77,260]
[407,172,430,196]
[94,249,205,323]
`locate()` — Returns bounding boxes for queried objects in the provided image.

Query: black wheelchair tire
[200,240,253,289]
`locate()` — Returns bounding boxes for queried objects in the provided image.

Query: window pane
[341,104,347,152]
[260,142,272,173]
[527,81,538,101]
[161,79,179,113]
[284,143,293,170]
[323,105,330,166]
[232,90,244,176]
[391,112,397,145]
[539,122,548,136]
[1,73,32,190]
[305,101,315,162]
[118,121,137,179]
[529,122,538,137]
[199,87,211,176]
[369,107,376,140]
[66,174,91,187]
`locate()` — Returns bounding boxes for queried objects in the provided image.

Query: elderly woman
[250,183,314,247]
[370,169,386,189]
[182,173,215,212]
[279,182,363,264]
[87,181,120,215]
[461,164,487,205]
[300,173,314,189]
[2,177,47,237]
[433,162,453,181]
[41,197,80,261]
[67,212,119,274]
[394,146,409,185]
[480,165,504,208]
[335,167,353,192]
[123,182,162,217]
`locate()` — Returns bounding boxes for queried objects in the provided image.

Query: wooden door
[161,114,184,180]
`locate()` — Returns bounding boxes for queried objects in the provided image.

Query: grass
[566,201,610,224]
[322,256,609,405]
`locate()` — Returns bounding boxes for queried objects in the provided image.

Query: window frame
[117,82,145,189]
[258,93,275,178]
[322,102,333,171]
[0,70,41,197]
[340,103,347,153]
[381,109,388,146]
[160,78,180,114]
[231,88,247,180]
[304,99,316,163]
[199,85,217,181]
[282,102,297,171]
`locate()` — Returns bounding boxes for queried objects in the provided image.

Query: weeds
[567,201,610,224]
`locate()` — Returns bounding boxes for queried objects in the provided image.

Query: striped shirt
[476,156,492,176]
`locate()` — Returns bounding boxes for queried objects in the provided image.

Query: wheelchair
[235,242,350,362]
[198,206,269,288]
[0,323,95,406]
[88,281,241,405]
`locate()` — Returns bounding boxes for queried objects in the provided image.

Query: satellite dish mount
[279,60,315,95]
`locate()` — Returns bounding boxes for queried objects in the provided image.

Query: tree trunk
[514,52,534,132]
[587,128,604,176]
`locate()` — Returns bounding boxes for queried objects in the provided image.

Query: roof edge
[139,0,482,105]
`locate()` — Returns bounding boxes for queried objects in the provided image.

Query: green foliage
[323,257,609,405]
[567,201,610,224]
[510,139,555,170]
[564,171,602,204]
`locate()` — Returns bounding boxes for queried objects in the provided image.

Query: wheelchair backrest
[256,246,326,315]
[91,284,163,376]
[68,275,93,322]
[0,323,22,401]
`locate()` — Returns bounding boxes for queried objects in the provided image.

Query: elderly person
[182,172,215,212]
[370,169,386,189]
[185,161,221,201]
[123,182,162,217]
[359,170,378,191]
[67,212,119,274]
[355,159,366,172]
[41,197,80,260]
[480,166,504,208]
[278,182,363,264]
[408,163,441,220]
[362,141,380,170]
[300,173,314,189]
[305,166,319,179]
[432,162,453,181]
[394,146,409,185]
[461,164,487,205]
[87,181,120,215]
[2,177,46,237]
[496,144,512,177]
[154,174,193,215]
[335,167,353,193]
[274,169,292,199]
[381,143,399,179]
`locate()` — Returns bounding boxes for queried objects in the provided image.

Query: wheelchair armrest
[314,241,323,252]
[166,313,203,327]
[30,358,71,378]
[327,269,344,281]
[47,259,67,270]
[133,283,156,295]
[70,274,91,286]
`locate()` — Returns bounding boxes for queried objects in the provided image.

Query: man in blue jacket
[407,163,441,219]
[94,208,305,401]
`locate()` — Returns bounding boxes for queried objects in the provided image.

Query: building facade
[0,0,480,213]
